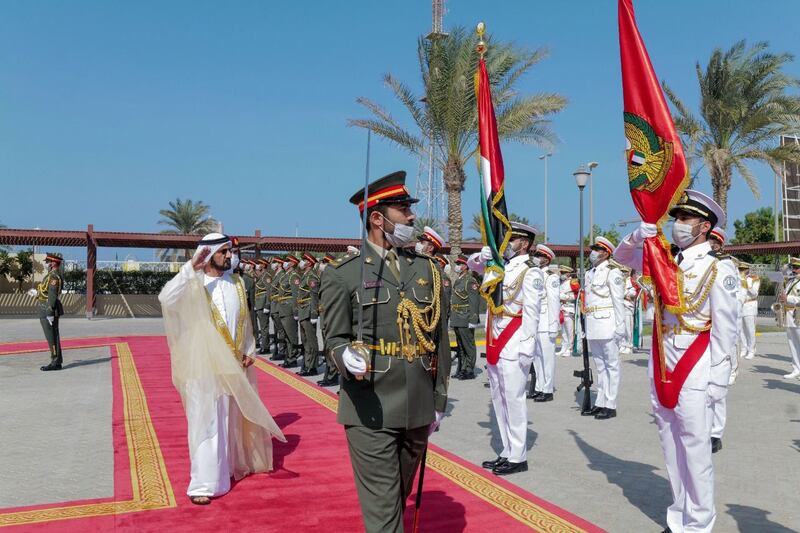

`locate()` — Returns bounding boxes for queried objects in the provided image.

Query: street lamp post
[572,165,594,416]
[588,162,599,242]
[539,153,552,242]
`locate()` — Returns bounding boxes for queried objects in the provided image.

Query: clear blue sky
[2,0,798,260]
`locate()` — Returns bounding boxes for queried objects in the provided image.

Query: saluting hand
[192,246,211,271]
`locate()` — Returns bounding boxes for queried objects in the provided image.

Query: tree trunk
[443,157,466,261]
[710,164,732,227]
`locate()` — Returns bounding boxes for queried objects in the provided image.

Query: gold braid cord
[396,259,441,357]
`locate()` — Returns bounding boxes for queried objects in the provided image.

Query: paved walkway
[1,317,797,531]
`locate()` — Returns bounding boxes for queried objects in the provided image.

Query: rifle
[573,290,594,414]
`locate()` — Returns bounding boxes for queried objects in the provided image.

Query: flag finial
[476,22,486,57]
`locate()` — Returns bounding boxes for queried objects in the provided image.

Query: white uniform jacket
[560,279,577,316]
[538,272,561,334]
[616,238,739,389]
[486,254,543,360]
[784,276,800,327]
[740,275,760,317]
[583,260,626,340]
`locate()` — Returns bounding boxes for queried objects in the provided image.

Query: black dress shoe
[281,361,297,368]
[492,460,528,476]
[581,405,603,416]
[481,457,508,469]
[460,371,476,380]
[316,378,328,386]
[40,364,62,371]
[662,528,672,533]
[484,382,490,388]
[534,393,553,402]
[526,391,543,400]
[595,408,617,420]
[711,437,722,454]
[452,371,464,379]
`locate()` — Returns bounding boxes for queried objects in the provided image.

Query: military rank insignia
[416,278,428,286]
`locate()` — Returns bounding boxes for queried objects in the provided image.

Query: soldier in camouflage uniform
[320,171,451,533]
[35,253,65,371]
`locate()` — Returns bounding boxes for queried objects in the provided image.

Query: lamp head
[573,166,590,189]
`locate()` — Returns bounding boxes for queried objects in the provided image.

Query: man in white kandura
[616,190,738,533]
[583,236,626,420]
[779,257,800,379]
[557,267,578,357]
[469,222,543,476]
[529,244,561,402]
[159,233,286,505]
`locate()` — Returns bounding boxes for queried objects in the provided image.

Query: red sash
[652,328,711,409]
[486,315,522,365]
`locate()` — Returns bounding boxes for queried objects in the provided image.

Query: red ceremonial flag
[619,0,687,312]
[620,0,693,406]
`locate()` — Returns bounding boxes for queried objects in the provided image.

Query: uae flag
[476,56,512,313]
[619,0,690,407]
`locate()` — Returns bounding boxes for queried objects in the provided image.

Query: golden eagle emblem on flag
[624,111,674,193]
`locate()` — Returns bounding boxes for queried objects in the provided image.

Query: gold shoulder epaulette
[332,252,359,269]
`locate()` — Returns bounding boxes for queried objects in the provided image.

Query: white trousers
[787,327,800,374]
[186,394,235,497]
[710,396,726,439]
[558,314,574,355]
[588,339,620,409]
[488,355,533,463]
[533,333,556,393]
[623,309,634,352]
[738,316,756,356]
[651,385,716,533]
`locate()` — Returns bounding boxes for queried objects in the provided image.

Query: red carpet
[0,336,604,532]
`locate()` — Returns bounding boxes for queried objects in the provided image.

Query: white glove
[293,315,299,321]
[27,288,37,298]
[429,410,445,435]
[613,329,626,345]
[631,221,658,244]
[46,316,54,326]
[342,346,367,377]
[468,323,480,329]
[480,246,493,263]
[263,308,270,313]
[549,331,559,341]
[310,318,318,325]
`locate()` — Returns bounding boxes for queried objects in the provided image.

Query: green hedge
[63,269,174,295]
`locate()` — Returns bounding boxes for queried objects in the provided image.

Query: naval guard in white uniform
[529,244,561,402]
[616,190,738,533]
[778,257,800,379]
[470,222,544,476]
[583,236,626,420]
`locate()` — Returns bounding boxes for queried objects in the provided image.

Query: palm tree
[469,212,531,237]
[349,27,566,257]
[157,199,218,261]
[663,40,800,219]
[413,217,445,236]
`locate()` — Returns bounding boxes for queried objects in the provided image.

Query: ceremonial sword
[350,130,372,380]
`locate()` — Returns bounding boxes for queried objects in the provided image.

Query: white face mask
[455,264,465,273]
[414,242,427,255]
[589,250,602,265]
[319,263,327,272]
[298,260,307,269]
[271,263,279,271]
[531,256,543,267]
[381,215,414,248]
[503,240,522,260]
[443,264,452,275]
[672,221,701,249]
[229,254,240,271]
[283,262,290,269]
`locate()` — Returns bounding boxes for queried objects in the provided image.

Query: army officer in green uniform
[297,252,321,376]
[35,253,65,371]
[450,255,480,379]
[320,171,451,533]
